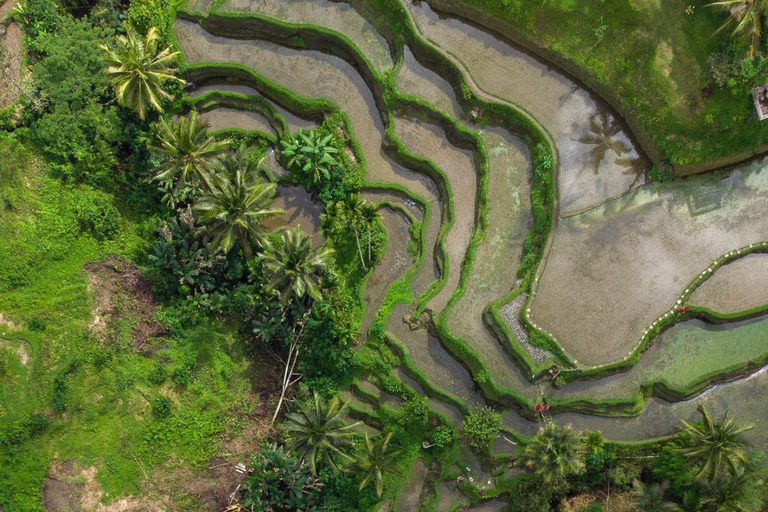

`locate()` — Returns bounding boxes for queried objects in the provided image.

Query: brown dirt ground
[42,459,167,512]
[84,256,166,351]
[0,0,23,108]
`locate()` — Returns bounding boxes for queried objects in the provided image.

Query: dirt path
[0,0,23,108]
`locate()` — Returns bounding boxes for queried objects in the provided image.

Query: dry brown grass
[84,256,166,351]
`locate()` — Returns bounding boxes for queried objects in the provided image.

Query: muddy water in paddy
[200,108,275,135]
[393,118,477,312]
[174,20,439,202]
[445,127,537,393]
[411,200,442,298]
[552,315,768,402]
[690,253,768,314]
[531,158,768,366]
[361,189,425,223]
[404,0,649,215]
[396,46,463,119]
[262,184,323,247]
[190,82,319,133]
[388,304,483,407]
[219,0,394,73]
[556,363,768,444]
[361,206,414,338]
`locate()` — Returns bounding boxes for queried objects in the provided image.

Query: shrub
[27,15,125,189]
[400,395,430,429]
[463,406,501,452]
[240,443,323,511]
[72,186,121,240]
[151,396,173,419]
[28,317,46,331]
[430,425,455,449]
[147,362,167,385]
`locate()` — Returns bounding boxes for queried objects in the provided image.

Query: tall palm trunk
[354,225,367,270]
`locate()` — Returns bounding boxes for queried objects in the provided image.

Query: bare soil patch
[84,256,165,350]
[43,459,166,512]
[0,0,23,108]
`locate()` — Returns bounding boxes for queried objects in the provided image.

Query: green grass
[0,137,263,511]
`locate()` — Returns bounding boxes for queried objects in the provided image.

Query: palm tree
[283,391,361,475]
[101,23,185,120]
[517,422,583,484]
[582,430,605,455]
[259,225,334,306]
[702,467,751,512]
[349,432,403,497]
[632,479,681,512]
[359,201,380,262]
[260,226,334,424]
[678,406,753,486]
[193,146,283,258]
[150,110,232,205]
[708,0,767,59]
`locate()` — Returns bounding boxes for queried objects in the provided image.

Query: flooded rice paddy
[176,0,768,469]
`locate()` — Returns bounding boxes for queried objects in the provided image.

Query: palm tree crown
[708,0,767,59]
[632,480,681,512]
[517,422,584,483]
[193,145,283,258]
[283,391,361,475]
[151,110,232,204]
[259,225,334,305]
[349,432,402,497]
[678,405,753,485]
[101,23,185,120]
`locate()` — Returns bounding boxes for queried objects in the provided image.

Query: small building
[752,85,768,121]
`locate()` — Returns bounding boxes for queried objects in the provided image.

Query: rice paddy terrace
[174,0,768,508]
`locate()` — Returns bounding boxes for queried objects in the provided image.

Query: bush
[25,14,126,189]
[28,317,46,331]
[463,406,502,452]
[240,443,324,511]
[72,186,121,240]
[151,396,173,419]
[430,425,455,449]
[147,362,167,385]
[400,395,430,429]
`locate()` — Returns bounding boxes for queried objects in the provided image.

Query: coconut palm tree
[582,430,605,455]
[100,23,185,120]
[259,225,334,306]
[632,480,681,512]
[359,201,380,262]
[678,405,753,486]
[349,432,403,497]
[260,227,334,424]
[283,391,361,475]
[517,422,583,484]
[150,111,232,205]
[708,0,768,59]
[193,145,283,258]
[702,467,751,512]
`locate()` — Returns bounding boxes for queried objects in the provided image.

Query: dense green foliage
[240,443,324,512]
[462,406,502,452]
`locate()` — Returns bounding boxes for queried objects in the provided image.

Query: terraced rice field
[174,0,768,506]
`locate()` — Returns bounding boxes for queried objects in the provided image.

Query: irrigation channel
[175,0,768,508]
